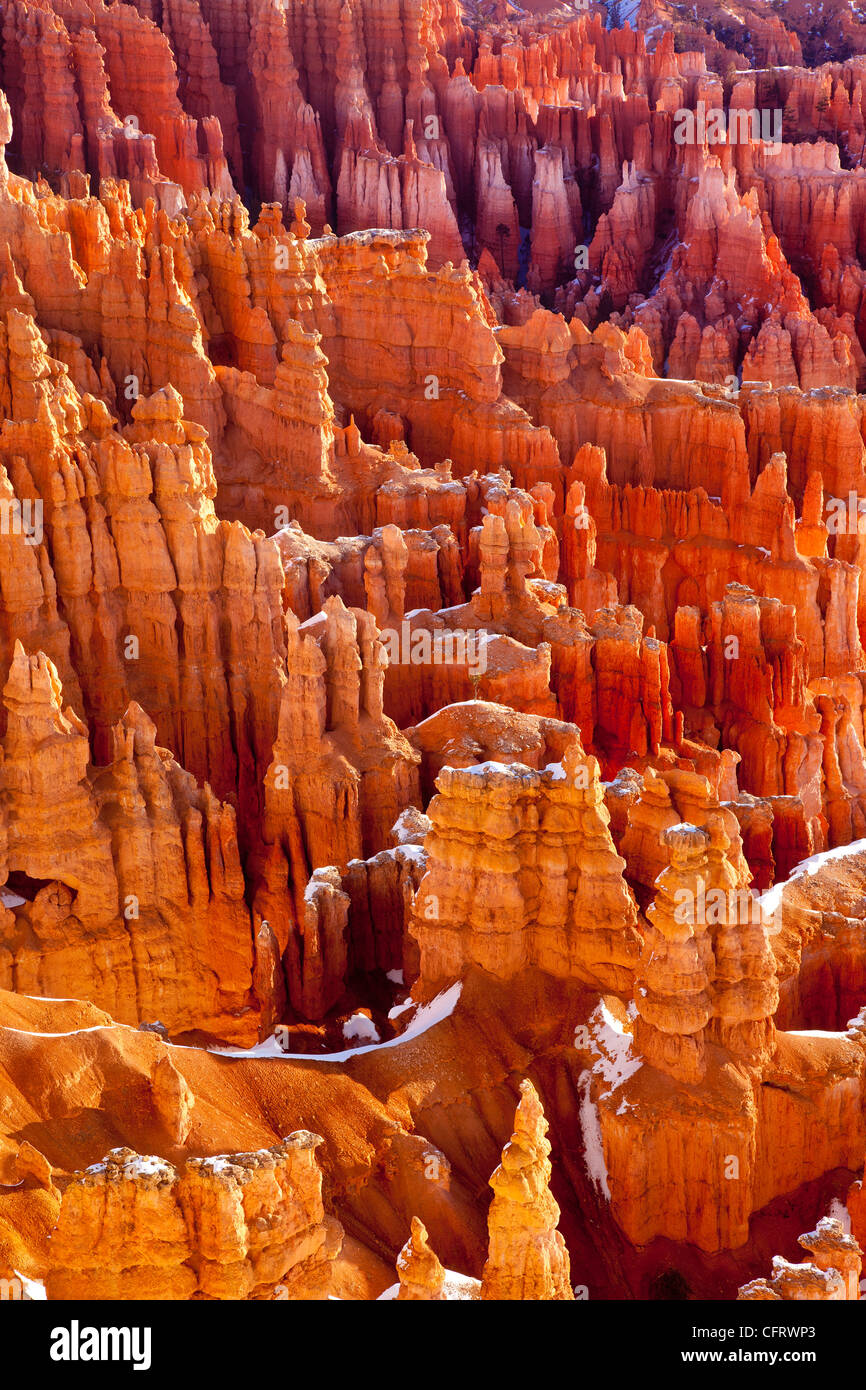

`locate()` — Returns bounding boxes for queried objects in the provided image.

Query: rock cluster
[47,1135,342,1300]
[388,1079,571,1301]
[738,1216,862,1301]
[412,742,642,994]
[3,0,866,1309]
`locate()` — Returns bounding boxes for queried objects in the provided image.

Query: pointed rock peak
[322,592,351,620]
[4,643,64,714]
[513,1077,546,1142]
[120,701,159,757]
[396,1216,446,1299]
[0,90,11,149]
[753,451,789,502]
[381,521,408,556]
[562,739,591,784]
[408,1214,431,1250]
[801,470,825,524]
[290,197,310,239]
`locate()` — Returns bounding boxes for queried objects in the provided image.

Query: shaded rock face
[3,0,866,1309]
[0,644,257,1043]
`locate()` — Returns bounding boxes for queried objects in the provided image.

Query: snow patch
[342,1013,380,1044]
[84,1153,173,1180]
[386,969,404,985]
[210,983,462,1062]
[4,1024,111,1039]
[575,1001,641,1199]
[123,1155,170,1178]
[453,760,517,776]
[395,844,427,865]
[442,1270,481,1300]
[578,1071,610,1200]
[759,837,866,917]
[787,1029,843,1038]
[579,1000,641,1090]
[376,1270,480,1300]
[827,1198,851,1232]
[17,995,83,1003]
[200,1156,237,1175]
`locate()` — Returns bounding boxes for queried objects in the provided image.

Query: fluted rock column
[481,1080,573,1301]
[289,866,350,1019]
[634,823,714,1084]
[704,818,778,1070]
[396,1217,446,1300]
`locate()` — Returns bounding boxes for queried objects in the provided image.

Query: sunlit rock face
[2,0,866,1308]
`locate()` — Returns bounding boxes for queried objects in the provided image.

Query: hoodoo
[0,0,864,1339]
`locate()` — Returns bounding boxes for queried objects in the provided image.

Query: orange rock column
[481,1080,573,1301]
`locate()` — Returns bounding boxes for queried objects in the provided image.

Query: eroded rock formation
[46,1135,342,1300]
[1,0,866,1312]
[481,1080,573,1301]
